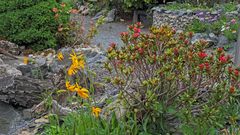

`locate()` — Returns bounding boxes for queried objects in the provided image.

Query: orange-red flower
[234,69,239,77]
[61,2,66,7]
[219,55,228,63]
[69,9,79,14]
[198,52,207,59]
[230,86,235,94]
[199,63,204,70]
[133,33,140,38]
[52,7,58,13]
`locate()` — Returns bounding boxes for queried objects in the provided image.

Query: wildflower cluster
[57,50,101,117]
[105,23,240,133]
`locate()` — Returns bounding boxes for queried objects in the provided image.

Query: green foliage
[0,0,70,51]
[164,3,211,11]
[187,16,238,42]
[186,19,209,33]
[43,112,140,135]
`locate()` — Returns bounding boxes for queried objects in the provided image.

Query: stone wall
[152,5,240,30]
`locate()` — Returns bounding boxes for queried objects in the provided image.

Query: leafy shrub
[0,0,70,51]
[105,23,240,134]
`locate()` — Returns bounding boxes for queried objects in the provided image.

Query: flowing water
[0,102,22,135]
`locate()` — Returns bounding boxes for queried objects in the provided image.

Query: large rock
[0,58,4,65]
[191,33,218,46]
[105,9,116,23]
[0,40,20,55]
[0,76,52,108]
[0,64,22,77]
[217,35,229,47]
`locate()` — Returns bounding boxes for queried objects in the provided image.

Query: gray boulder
[0,76,52,108]
[217,35,229,47]
[191,33,218,46]
[0,58,4,65]
[0,40,20,56]
[0,64,22,77]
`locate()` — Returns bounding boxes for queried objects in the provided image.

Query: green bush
[105,23,240,134]
[0,0,70,51]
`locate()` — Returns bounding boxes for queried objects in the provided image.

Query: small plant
[105,23,240,134]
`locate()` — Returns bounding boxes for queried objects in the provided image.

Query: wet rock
[0,76,52,108]
[105,9,116,23]
[22,109,32,120]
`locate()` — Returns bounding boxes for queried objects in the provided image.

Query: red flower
[230,86,235,94]
[198,52,208,59]
[138,48,144,55]
[120,32,128,36]
[204,62,210,70]
[189,32,193,38]
[136,22,141,27]
[199,63,205,70]
[133,33,140,38]
[109,42,116,48]
[219,55,228,63]
[179,35,184,40]
[184,40,189,45]
[234,69,239,77]
[217,47,224,53]
[133,27,141,33]
[129,25,134,30]
[174,48,179,55]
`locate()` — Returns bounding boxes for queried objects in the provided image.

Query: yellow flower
[65,81,75,92]
[69,50,78,62]
[77,59,85,69]
[67,50,85,76]
[75,83,89,99]
[92,107,101,117]
[57,52,64,61]
[67,64,80,76]
[23,57,28,65]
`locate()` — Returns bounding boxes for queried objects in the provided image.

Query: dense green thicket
[0,0,69,51]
